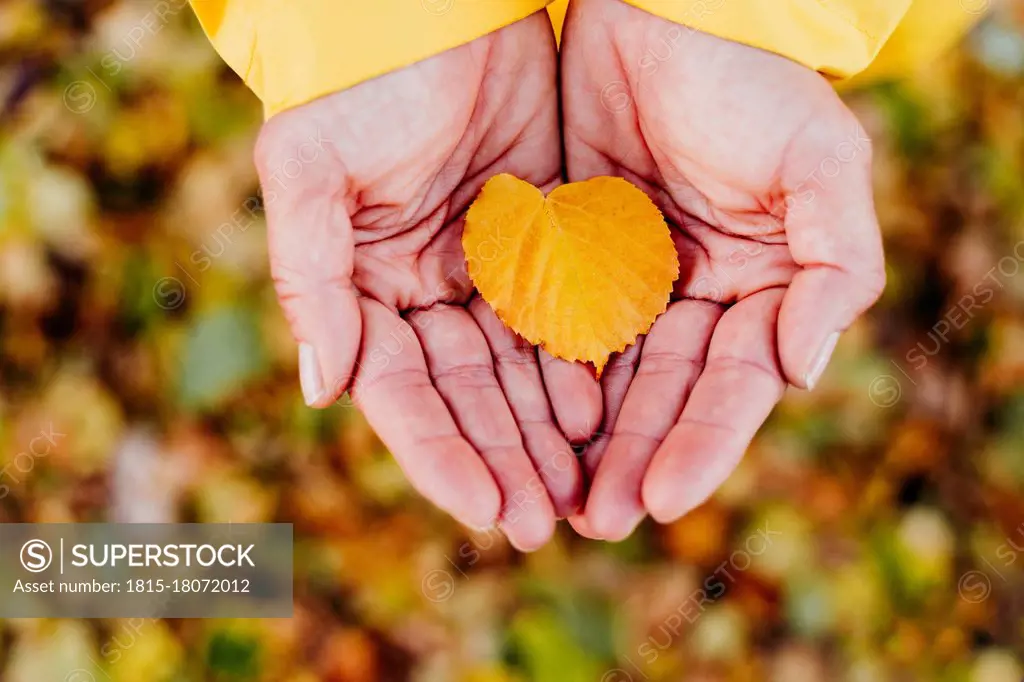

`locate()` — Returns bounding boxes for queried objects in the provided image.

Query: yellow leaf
[464,174,679,375]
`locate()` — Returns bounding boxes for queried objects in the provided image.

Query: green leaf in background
[205,629,261,681]
[869,82,935,162]
[518,578,617,660]
[871,524,914,614]
[121,254,164,334]
[556,592,618,662]
[506,608,605,682]
[176,306,267,411]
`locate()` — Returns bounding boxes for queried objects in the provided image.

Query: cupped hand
[254,14,601,550]
[561,0,885,539]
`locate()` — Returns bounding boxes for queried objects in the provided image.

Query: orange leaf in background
[463,174,679,375]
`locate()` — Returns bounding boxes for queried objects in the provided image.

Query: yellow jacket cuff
[188,0,553,118]
[622,0,912,79]
[621,0,983,86]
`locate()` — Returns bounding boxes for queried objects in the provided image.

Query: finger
[642,289,787,523]
[539,350,602,445]
[351,299,500,530]
[410,306,557,551]
[567,513,601,540]
[568,341,643,541]
[778,114,885,390]
[256,116,360,408]
[583,301,721,541]
[582,342,643,479]
[469,298,583,517]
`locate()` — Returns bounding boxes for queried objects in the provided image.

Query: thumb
[256,119,361,407]
[777,113,886,390]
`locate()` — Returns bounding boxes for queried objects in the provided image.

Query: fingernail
[806,331,840,390]
[298,342,324,405]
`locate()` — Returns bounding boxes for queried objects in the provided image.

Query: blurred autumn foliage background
[1,1,1024,680]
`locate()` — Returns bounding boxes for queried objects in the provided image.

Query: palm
[256,14,600,550]
[562,0,885,539]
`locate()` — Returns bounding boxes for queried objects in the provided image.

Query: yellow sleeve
[850,0,984,85]
[188,0,553,119]
[622,0,982,84]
